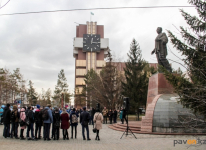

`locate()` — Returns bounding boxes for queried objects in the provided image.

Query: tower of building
[73,21,109,107]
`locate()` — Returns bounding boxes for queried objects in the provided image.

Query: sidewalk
[0,123,205,150]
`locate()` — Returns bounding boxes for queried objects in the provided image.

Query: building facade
[73,22,109,95]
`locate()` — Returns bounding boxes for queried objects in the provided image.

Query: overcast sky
[0,0,197,95]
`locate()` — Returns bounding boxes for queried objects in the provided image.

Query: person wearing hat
[34,104,42,139]
[80,106,91,141]
[3,103,11,138]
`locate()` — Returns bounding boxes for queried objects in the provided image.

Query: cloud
[0,0,193,94]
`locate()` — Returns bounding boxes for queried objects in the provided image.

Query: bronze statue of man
[151,27,172,72]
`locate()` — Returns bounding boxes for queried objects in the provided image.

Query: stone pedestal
[146,73,174,107]
[141,73,174,132]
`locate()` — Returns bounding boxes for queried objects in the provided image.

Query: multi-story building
[73,21,109,95]
[73,22,159,108]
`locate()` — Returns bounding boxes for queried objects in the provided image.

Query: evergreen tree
[0,69,11,104]
[74,88,86,107]
[163,0,206,116]
[99,51,121,109]
[27,80,38,105]
[45,88,52,104]
[121,39,149,120]
[0,68,5,104]
[83,69,100,108]
[53,69,70,106]
[83,51,123,109]
[11,68,22,103]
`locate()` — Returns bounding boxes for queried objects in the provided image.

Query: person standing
[20,107,26,140]
[53,107,60,140]
[51,108,55,139]
[123,109,128,124]
[10,105,19,139]
[26,106,35,140]
[34,104,42,139]
[102,107,108,124]
[59,108,62,114]
[93,109,103,141]
[80,108,83,114]
[60,108,70,140]
[113,109,117,123]
[70,108,79,139]
[43,104,53,141]
[76,109,79,116]
[3,103,11,138]
[108,109,113,124]
[80,107,91,141]
[0,105,4,125]
[91,108,95,127]
[88,109,92,125]
[120,108,124,124]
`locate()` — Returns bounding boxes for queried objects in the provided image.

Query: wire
[0,0,10,9]
[0,5,195,16]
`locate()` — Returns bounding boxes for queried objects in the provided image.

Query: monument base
[141,73,174,132]
[146,73,174,107]
[141,73,206,133]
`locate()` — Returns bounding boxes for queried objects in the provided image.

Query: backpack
[42,109,49,120]
[19,111,26,126]
[72,114,78,124]
[11,111,16,121]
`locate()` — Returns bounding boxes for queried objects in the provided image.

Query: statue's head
[156,27,162,34]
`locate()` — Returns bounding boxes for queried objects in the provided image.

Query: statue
[151,27,172,72]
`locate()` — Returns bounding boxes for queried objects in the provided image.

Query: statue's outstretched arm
[151,49,155,55]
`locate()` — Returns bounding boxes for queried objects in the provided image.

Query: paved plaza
[0,123,206,150]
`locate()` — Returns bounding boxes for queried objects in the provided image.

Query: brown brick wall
[77,49,86,60]
[96,49,105,60]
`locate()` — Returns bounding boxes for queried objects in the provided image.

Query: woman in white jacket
[93,109,103,141]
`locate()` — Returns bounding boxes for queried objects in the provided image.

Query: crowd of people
[102,107,118,124]
[0,103,111,141]
[101,107,127,125]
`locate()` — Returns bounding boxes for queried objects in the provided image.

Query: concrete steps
[108,121,141,133]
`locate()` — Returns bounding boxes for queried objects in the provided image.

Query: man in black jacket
[80,107,91,140]
[26,106,36,140]
[3,104,11,138]
[34,105,42,139]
